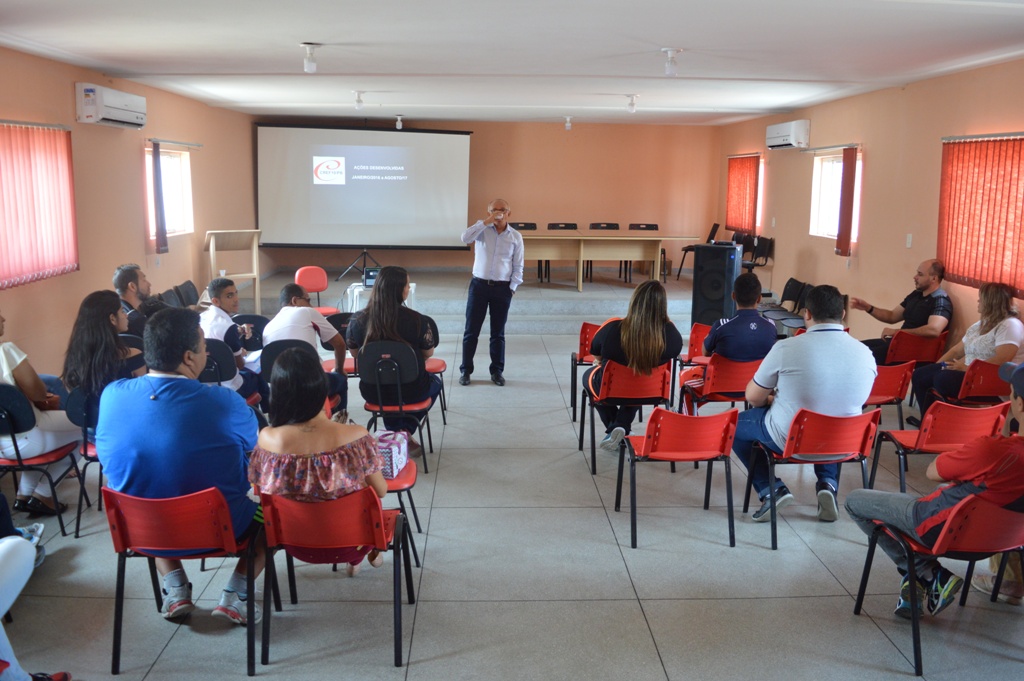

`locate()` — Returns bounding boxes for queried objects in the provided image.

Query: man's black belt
[473,277,510,286]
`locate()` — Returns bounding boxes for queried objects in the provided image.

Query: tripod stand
[336,248,381,281]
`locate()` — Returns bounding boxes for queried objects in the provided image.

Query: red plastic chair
[679,355,762,415]
[579,360,671,475]
[936,359,1010,406]
[854,495,1024,676]
[863,361,915,429]
[570,321,604,422]
[259,488,415,667]
[679,323,712,366]
[870,401,1009,492]
[102,487,265,676]
[387,459,422,568]
[615,408,738,549]
[0,385,81,537]
[359,341,435,473]
[294,266,339,316]
[884,329,949,365]
[742,409,881,550]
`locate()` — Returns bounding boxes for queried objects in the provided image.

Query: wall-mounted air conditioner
[75,83,147,129]
[766,119,809,149]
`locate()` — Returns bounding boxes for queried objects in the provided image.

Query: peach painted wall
[0,46,256,371]
[258,120,721,272]
[718,57,1024,341]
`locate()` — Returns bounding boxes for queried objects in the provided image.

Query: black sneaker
[815,481,839,522]
[751,485,794,522]
[928,567,964,616]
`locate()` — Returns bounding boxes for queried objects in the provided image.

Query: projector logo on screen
[313,157,346,184]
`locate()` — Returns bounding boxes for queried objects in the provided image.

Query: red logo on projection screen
[313,157,346,184]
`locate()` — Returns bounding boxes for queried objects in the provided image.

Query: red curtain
[937,138,1024,296]
[725,155,759,234]
[0,124,79,290]
[834,146,859,257]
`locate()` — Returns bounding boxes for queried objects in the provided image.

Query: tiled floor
[7,277,1024,680]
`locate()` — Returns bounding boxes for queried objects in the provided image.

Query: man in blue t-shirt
[97,308,264,626]
[703,272,777,361]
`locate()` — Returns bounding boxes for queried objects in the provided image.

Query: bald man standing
[850,259,953,364]
[459,198,525,387]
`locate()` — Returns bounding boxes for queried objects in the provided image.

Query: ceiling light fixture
[626,94,638,114]
[395,115,404,130]
[301,42,320,74]
[354,91,364,110]
[564,116,572,131]
[661,48,681,77]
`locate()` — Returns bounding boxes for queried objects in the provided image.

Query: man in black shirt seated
[850,259,953,364]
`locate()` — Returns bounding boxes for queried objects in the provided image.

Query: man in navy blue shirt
[704,273,777,361]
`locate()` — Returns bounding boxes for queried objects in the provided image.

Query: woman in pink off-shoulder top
[249,347,387,576]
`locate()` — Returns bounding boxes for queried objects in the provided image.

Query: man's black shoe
[459,373,471,386]
[906,415,922,428]
[490,372,506,386]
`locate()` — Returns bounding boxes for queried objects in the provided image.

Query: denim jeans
[460,278,513,376]
[40,374,69,409]
[383,375,443,433]
[844,488,940,578]
[733,407,839,499]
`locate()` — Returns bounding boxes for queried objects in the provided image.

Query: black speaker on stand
[691,243,742,326]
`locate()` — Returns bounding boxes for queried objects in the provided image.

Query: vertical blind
[834,146,859,257]
[937,137,1024,296]
[725,155,760,234]
[0,124,79,290]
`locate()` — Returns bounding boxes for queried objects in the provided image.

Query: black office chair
[231,314,270,352]
[677,223,720,279]
[174,280,201,307]
[158,288,184,307]
[742,237,774,273]
[65,388,101,538]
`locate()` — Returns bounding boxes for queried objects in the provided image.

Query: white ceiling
[3,0,1024,126]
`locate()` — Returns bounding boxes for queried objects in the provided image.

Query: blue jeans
[911,362,965,418]
[327,371,348,411]
[383,375,443,433]
[40,374,69,409]
[733,407,839,499]
[461,278,513,376]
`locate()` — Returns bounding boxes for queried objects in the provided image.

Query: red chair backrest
[577,322,602,359]
[779,409,881,462]
[885,330,949,364]
[914,401,1009,449]
[957,360,1011,400]
[929,495,1024,555]
[596,360,671,402]
[635,407,738,459]
[865,361,915,405]
[702,356,762,394]
[682,323,712,361]
[261,488,389,552]
[295,266,329,294]
[102,487,242,556]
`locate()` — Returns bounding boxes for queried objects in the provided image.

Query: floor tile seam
[637,594,867,603]
[427,504,606,509]
[786,512,866,600]
[411,597,648,603]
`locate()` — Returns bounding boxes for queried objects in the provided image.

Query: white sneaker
[161,583,195,620]
[16,523,45,547]
[213,589,262,625]
[600,427,626,452]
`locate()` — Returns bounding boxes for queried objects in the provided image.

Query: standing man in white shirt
[459,198,525,387]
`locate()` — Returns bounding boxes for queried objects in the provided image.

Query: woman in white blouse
[911,282,1024,420]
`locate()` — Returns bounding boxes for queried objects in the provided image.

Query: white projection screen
[257,125,471,249]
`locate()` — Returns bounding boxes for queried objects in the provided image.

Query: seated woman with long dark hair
[62,290,146,398]
[583,280,683,452]
[249,348,387,576]
[911,282,1024,420]
[345,266,442,453]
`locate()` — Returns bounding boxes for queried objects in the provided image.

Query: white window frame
[808,152,861,240]
[145,148,194,238]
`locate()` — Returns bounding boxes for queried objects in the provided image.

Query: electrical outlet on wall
[906,234,913,248]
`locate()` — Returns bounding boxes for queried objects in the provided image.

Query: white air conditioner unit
[75,83,147,129]
[766,119,809,149]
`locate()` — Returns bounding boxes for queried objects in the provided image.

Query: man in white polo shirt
[734,284,877,524]
[263,283,347,408]
[198,277,267,403]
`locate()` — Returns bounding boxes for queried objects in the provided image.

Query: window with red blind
[937,136,1024,296]
[0,123,79,290]
[725,154,760,234]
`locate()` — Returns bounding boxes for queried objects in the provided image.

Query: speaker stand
[336,249,381,281]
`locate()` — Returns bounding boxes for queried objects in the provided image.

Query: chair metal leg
[766,453,779,551]
[570,355,578,422]
[613,444,626,512]
[589,401,598,475]
[578,390,587,452]
[111,553,127,675]
[261,550,275,665]
[724,458,735,548]
[702,460,714,509]
[628,441,638,549]
[246,543,256,676]
[286,553,298,604]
